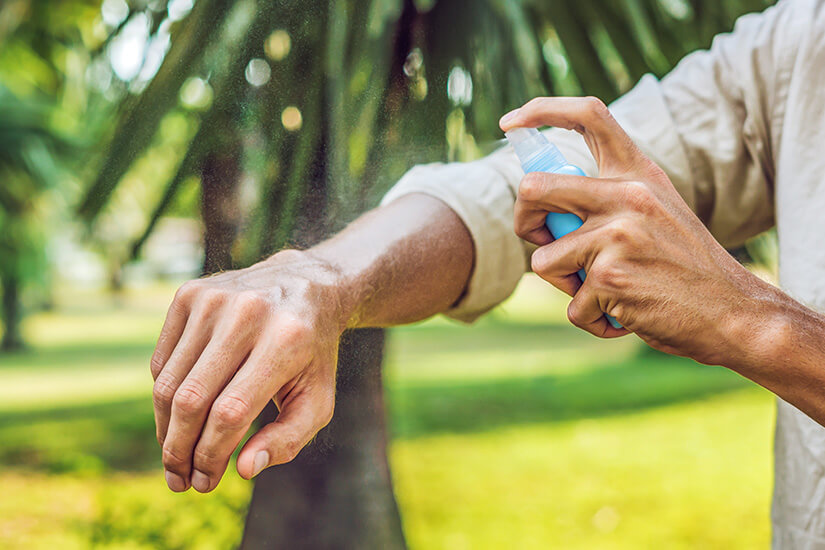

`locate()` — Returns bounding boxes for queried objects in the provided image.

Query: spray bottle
[505,127,622,329]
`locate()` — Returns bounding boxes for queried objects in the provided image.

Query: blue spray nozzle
[504,128,567,174]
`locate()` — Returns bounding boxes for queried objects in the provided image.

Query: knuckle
[193,446,223,472]
[566,299,586,328]
[175,279,202,304]
[514,221,530,242]
[623,182,659,215]
[592,264,628,292]
[149,353,166,379]
[162,445,189,471]
[274,249,304,263]
[518,172,546,203]
[530,249,548,274]
[212,394,253,429]
[153,375,178,409]
[281,435,304,463]
[236,291,268,313]
[199,288,227,311]
[319,409,334,429]
[173,382,210,416]
[278,316,312,346]
[604,218,636,245]
[513,208,534,241]
[582,96,609,119]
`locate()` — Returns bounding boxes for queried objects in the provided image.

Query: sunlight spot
[542,39,569,78]
[132,19,172,89]
[265,30,291,61]
[168,0,194,21]
[447,65,472,107]
[245,58,271,87]
[101,0,129,27]
[281,106,302,131]
[180,77,213,110]
[108,13,150,81]
[659,0,692,20]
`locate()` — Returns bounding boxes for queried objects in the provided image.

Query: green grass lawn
[0,277,773,548]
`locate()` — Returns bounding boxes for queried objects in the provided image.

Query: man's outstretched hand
[149,191,476,494]
[151,250,345,493]
[500,97,773,366]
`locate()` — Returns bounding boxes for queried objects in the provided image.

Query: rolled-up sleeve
[380,159,528,322]
[382,0,791,322]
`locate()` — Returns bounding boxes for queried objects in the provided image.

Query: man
[150,0,825,546]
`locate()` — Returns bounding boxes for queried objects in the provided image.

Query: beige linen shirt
[382,0,825,547]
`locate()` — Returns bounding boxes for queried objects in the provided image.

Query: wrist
[720,275,796,382]
[262,248,362,333]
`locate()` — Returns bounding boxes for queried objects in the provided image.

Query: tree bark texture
[240,328,406,550]
[200,141,242,275]
[1,274,24,351]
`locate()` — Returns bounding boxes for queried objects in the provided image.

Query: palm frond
[77,0,236,222]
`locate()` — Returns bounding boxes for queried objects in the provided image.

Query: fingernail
[500,108,520,126]
[191,470,211,493]
[165,470,187,492]
[252,451,269,477]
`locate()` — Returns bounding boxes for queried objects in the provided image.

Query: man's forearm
[726,282,825,425]
[305,193,474,328]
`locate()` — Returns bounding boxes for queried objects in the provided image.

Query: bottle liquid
[505,127,622,329]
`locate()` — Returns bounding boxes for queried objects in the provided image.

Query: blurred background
[0,0,781,548]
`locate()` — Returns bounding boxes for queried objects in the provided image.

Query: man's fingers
[515,172,620,241]
[161,334,253,492]
[531,231,595,288]
[152,317,214,451]
[236,391,332,480]
[187,332,306,492]
[530,232,591,297]
[187,386,259,493]
[150,297,189,381]
[567,284,613,336]
[532,233,630,338]
[500,96,647,178]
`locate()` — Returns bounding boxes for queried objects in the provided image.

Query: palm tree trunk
[241,328,406,550]
[200,139,242,275]
[1,273,24,352]
[241,66,405,544]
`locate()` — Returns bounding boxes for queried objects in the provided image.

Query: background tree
[0,0,99,350]
[0,89,58,350]
[0,71,77,351]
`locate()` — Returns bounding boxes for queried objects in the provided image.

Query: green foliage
[745,228,779,276]
[0,0,96,349]
[0,88,58,284]
[78,0,777,266]
[0,281,771,548]
[0,0,780,344]
[0,85,67,349]
[89,477,249,550]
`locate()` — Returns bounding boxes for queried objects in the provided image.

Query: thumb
[236,391,332,479]
[499,96,650,179]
